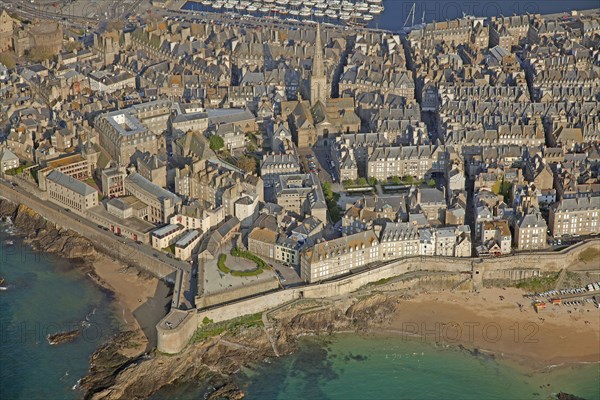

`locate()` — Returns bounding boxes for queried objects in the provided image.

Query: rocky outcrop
[47,329,81,345]
[0,199,97,260]
[81,294,400,400]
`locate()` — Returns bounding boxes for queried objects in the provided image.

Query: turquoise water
[237,335,600,400]
[152,333,600,400]
[0,226,118,399]
[2,220,598,400]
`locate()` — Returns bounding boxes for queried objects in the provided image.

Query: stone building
[95,101,170,165]
[514,210,548,250]
[274,173,328,222]
[300,230,379,283]
[367,145,447,181]
[101,164,127,198]
[124,172,181,224]
[481,220,512,255]
[0,10,14,52]
[379,222,419,261]
[260,153,301,185]
[549,196,600,238]
[46,170,98,214]
[13,22,63,57]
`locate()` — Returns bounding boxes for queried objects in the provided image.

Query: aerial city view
[0,0,599,399]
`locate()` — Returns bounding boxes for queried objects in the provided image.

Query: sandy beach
[91,255,170,357]
[386,287,600,369]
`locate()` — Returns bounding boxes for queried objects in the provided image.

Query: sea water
[0,226,118,399]
[237,334,600,400]
[150,332,599,400]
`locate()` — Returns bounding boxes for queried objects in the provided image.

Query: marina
[183,0,384,25]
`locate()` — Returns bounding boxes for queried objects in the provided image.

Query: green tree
[237,155,257,174]
[209,135,224,151]
[343,179,354,188]
[390,176,402,185]
[368,177,377,186]
[322,181,333,199]
[357,177,368,186]
[403,175,414,184]
[427,178,436,188]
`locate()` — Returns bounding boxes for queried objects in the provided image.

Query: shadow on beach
[132,281,172,350]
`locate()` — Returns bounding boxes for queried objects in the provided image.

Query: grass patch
[5,162,34,176]
[515,272,560,293]
[231,269,264,277]
[231,247,267,268]
[578,247,600,262]
[218,254,230,274]
[368,277,393,287]
[358,277,396,291]
[191,313,264,343]
[218,249,266,276]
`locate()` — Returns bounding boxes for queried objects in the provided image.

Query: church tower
[310,23,328,106]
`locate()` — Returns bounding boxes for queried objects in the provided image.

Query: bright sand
[388,287,600,369]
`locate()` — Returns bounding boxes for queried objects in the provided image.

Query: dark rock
[556,392,586,400]
[0,200,97,260]
[207,382,245,400]
[47,329,80,345]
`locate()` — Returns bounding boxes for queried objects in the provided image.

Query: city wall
[196,277,280,309]
[156,309,197,354]
[0,184,177,280]
[157,239,599,353]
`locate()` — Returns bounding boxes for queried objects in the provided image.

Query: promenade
[0,177,195,309]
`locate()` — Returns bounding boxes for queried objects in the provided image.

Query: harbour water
[182,0,600,31]
[0,224,119,399]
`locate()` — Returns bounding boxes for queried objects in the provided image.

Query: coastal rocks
[79,331,137,399]
[555,393,586,400]
[288,308,345,333]
[47,329,81,345]
[0,199,97,260]
[0,199,19,218]
[345,294,398,327]
[82,294,401,399]
[206,382,245,400]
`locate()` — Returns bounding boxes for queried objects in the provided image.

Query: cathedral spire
[313,23,325,78]
[310,23,328,106]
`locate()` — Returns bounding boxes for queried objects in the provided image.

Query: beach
[91,255,171,357]
[386,287,600,369]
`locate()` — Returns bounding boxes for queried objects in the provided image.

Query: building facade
[46,170,98,213]
[549,197,600,238]
[300,230,379,283]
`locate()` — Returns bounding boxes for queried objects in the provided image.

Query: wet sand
[92,255,171,357]
[386,287,600,369]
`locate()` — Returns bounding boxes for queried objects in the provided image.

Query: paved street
[0,177,192,284]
